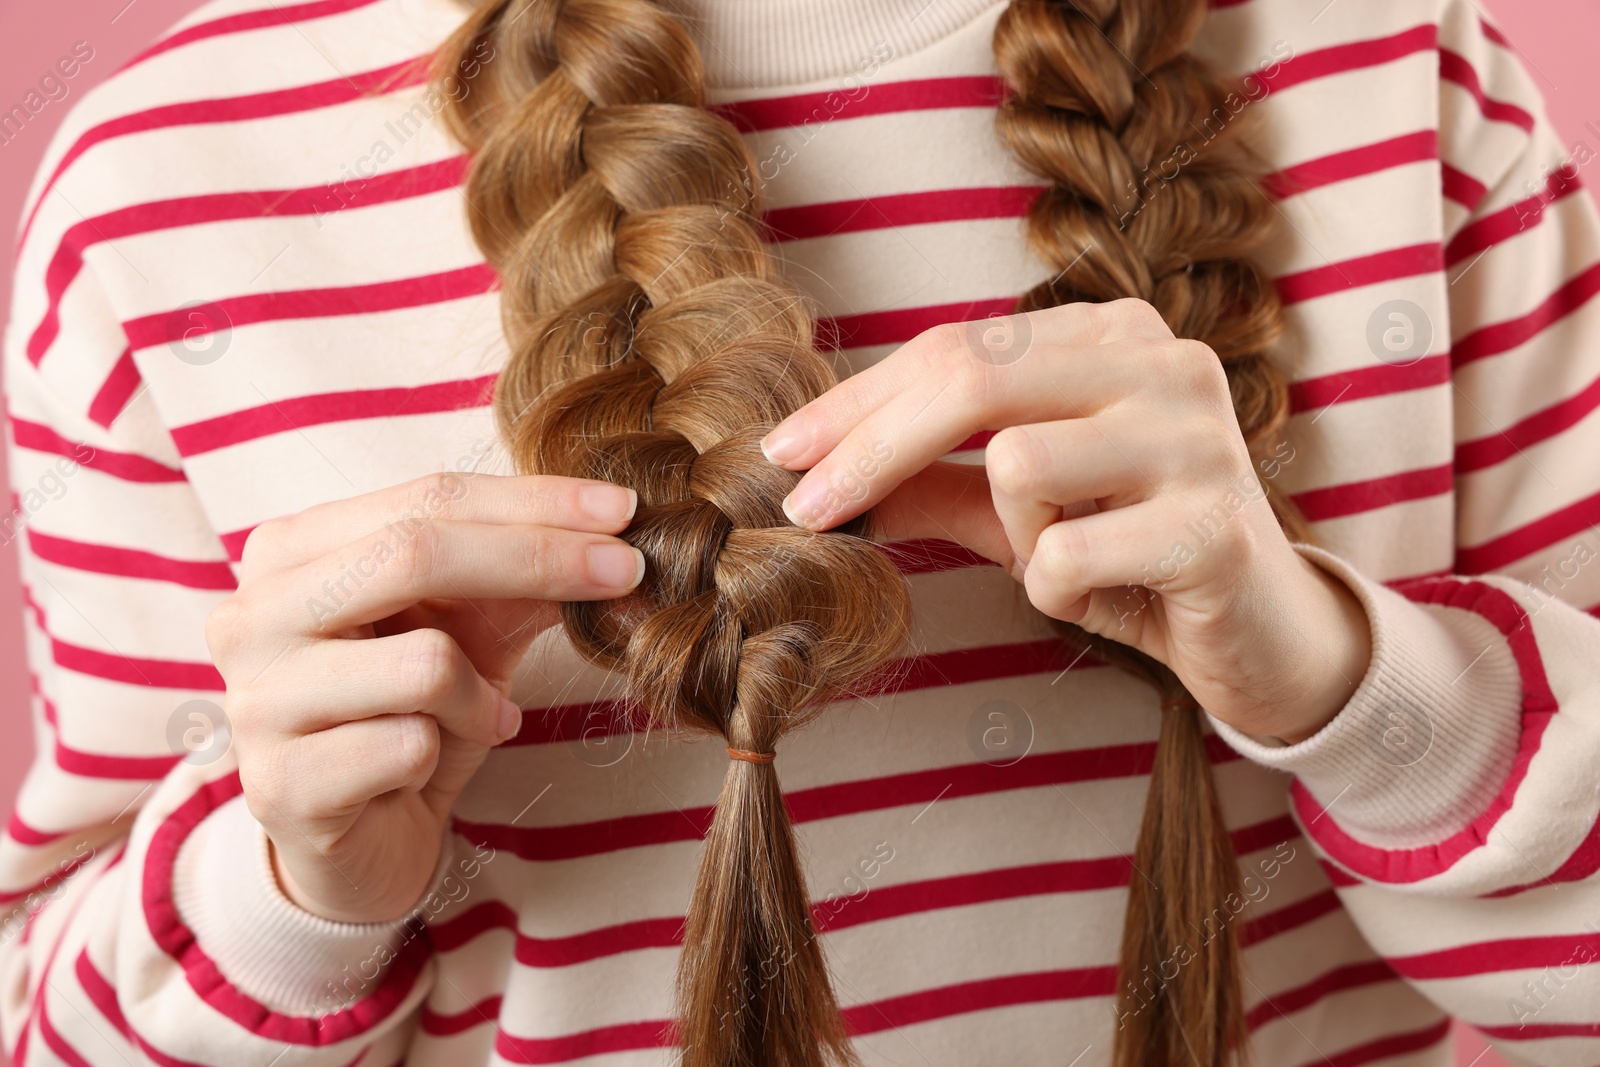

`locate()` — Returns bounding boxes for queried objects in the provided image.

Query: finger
[241,472,639,579]
[761,299,1173,471]
[246,627,518,747]
[1023,495,1233,621]
[870,462,1015,570]
[777,337,1175,531]
[262,714,448,823]
[987,417,1180,568]
[253,519,645,635]
[382,597,559,687]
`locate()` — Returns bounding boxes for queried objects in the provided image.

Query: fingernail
[579,484,637,525]
[761,424,810,466]
[497,696,522,742]
[781,478,828,530]
[588,542,646,588]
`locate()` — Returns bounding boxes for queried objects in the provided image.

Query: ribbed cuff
[172,795,455,1015]
[1208,543,1524,851]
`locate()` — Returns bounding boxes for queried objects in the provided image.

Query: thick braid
[435,2,911,1065]
[995,1,1312,1064]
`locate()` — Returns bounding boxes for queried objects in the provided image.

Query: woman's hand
[205,472,643,924]
[760,298,1371,744]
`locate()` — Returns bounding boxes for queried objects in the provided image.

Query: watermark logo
[1365,299,1432,368]
[165,300,234,366]
[963,313,1034,367]
[966,699,1035,767]
[167,699,232,765]
[571,707,634,768]
[1364,698,1433,768]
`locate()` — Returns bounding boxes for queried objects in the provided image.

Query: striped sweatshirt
[3,0,1600,1063]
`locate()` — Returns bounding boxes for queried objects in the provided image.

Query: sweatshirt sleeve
[1209,4,1600,1060]
[0,162,436,1067]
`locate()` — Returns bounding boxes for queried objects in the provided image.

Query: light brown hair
[433,1,1310,1063]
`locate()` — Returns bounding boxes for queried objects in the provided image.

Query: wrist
[1270,552,1373,744]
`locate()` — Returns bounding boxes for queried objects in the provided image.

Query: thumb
[871,461,1016,571]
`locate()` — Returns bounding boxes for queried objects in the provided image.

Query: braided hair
[435,0,1310,1063]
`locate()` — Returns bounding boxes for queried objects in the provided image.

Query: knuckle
[390,714,440,780]
[1035,520,1088,582]
[519,528,557,589]
[223,692,263,743]
[203,595,248,661]
[403,471,466,523]
[239,517,288,574]
[1169,339,1228,394]
[1114,298,1166,334]
[396,628,461,706]
[915,321,970,368]
[985,426,1050,496]
[392,518,444,587]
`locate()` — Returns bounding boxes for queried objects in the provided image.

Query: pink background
[4,2,1598,1064]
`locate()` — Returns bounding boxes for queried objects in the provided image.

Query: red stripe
[1297,1019,1451,1067]
[20,56,431,254]
[1478,1018,1600,1039]
[1320,859,1361,887]
[456,735,1242,864]
[1439,48,1536,131]
[75,950,209,1067]
[494,1018,674,1063]
[1289,463,1453,522]
[27,529,236,590]
[0,854,91,907]
[143,774,430,1044]
[6,812,64,847]
[1455,369,1600,473]
[123,263,495,355]
[1237,888,1341,948]
[8,416,184,483]
[878,538,995,575]
[1244,959,1397,1031]
[422,995,505,1037]
[1453,261,1600,368]
[486,950,1410,1064]
[1445,166,1584,268]
[1441,162,1489,211]
[169,371,498,457]
[1287,353,1450,413]
[55,739,180,781]
[488,967,1119,1063]
[436,818,1304,971]
[28,157,466,367]
[841,968,1112,1035]
[1275,242,1442,305]
[121,0,385,71]
[1260,25,1438,94]
[36,993,95,1067]
[48,633,224,690]
[1388,930,1600,980]
[710,75,1006,134]
[504,637,1095,748]
[764,185,1043,242]
[87,348,144,430]
[1472,20,1510,50]
[1455,485,1600,574]
[1263,131,1437,201]
[32,686,182,782]
[820,297,1016,351]
[710,26,1433,139]
[1291,580,1559,883]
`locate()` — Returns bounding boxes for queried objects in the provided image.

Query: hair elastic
[726,746,776,764]
[1160,695,1201,713]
